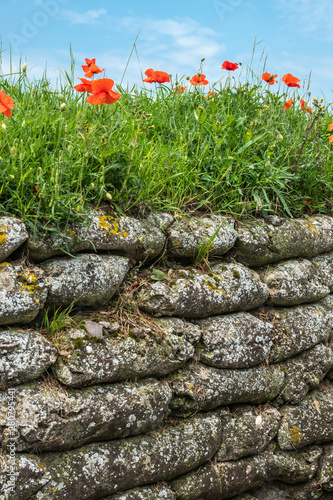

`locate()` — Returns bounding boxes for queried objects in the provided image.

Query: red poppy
[173,85,187,93]
[299,99,312,114]
[304,199,312,204]
[329,135,333,144]
[327,121,333,131]
[143,68,170,84]
[82,58,104,78]
[282,73,300,88]
[86,79,121,105]
[74,78,93,93]
[283,98,293,110]
[221,61,239,71]
[0,90,15,118]
[190,74,208,86]
[261,72,278,85]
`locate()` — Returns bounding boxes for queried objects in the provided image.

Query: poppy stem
[291,114,318,173]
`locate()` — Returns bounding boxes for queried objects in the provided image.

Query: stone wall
[1,211,333,499]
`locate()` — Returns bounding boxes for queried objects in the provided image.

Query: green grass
[1,56,333,236]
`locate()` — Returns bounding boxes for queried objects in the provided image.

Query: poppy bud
[22,63,27,72]
[60,103,66,111]
[197,71,201,76]
[58,94,64,100]
[105,192,112,200]
[201,57,205,62]
[1,123,6,130]
[186,75,190,80]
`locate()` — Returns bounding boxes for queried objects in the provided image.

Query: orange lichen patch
[0,226,7,245]
[98,215,129,239]
[203,281,221,294]
[19,273,38,294]
[289,425,303,446]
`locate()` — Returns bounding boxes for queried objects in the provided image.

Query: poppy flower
[299,99,312,114]
[143,68,170,84]
[327,121,333,131]
[282,73,300,88]
[283,98,293,110]
[0,90,15,118]
[221,61,239,71]
[261,72,278,85]
[190,74,208,86]
[86,79,121,105]
[329,135,333,144]
[74,78,93,93]
[82,58,104,78]
[173,86,187,93]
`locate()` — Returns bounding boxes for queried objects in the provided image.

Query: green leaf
[150,269,166,281]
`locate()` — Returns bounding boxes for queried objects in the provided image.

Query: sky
[1,0,333,100]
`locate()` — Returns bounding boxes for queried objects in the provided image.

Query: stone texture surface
[28,210,167,262]
[312,251,333,292]
[234,215,333,267]
[53,317,199,387]
[0,262,48,325]
[168,363,285,416]
[167,214,237,258]
[0,415,222,499]
[139,263,269,318]
[279,343,333,403]
[0,378,172,452]
[277,383,333,450]
[317,444,333,491]
[0,217,28,262]
[39,253,129,308]
[232,480,323,499]
[253,304,332,363]
[259,258,330,306]
[106,485,177,499]
[195,313,272,368]
[0,330,57,389]
[217,405,281,461]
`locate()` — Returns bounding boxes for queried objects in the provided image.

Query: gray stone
[312,251,333,292]
[169,363,285,416]
[279,343,333,403]
[0,378,171,452]
[0,330,57,389]
[234,215,333,267]
[139,263,269,318]
[259,259,329,306]
[39,253,129,308]
[0,217,28,262]
[232,480,323,499]
[0,415,221,499]
[318,444,333,491]
[28,210,167,262]
[217,405,281,460]
[167,215,237,258]
[195,313,272,368]
[254,304,332,363]
[106,485,177,499]
[0,453,49,499]
[53,318,198,387]
[277,383,333,450]
[0,262,48,325]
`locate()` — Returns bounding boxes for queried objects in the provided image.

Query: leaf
[150,269,166,281]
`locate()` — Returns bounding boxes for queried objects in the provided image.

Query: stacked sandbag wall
[0,211,333,499]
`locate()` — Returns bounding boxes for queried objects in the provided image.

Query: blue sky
[1,0,333,99]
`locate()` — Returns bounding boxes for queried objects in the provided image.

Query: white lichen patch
[0,217,28,263]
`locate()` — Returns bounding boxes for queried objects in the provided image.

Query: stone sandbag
[105,485,177,499]
[139,263,269,318]
[0,378,172,452]
[312,251,333,292]
[0,216,28,262]
[234,215,333,267]
[0,330,57,389]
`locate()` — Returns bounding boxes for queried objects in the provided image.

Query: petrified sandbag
[259,259,329,306]
[279,343,333,403]
[39,253,129,308]
[139,263,269,318]
[167,215,237,258]
[168,363,285,416]
[195,313,272,368]
[106,485,177,499]
[172,446,321,499]
[277,383,333,450]
[312,251,333,292]
[0,330,57,389]
[318,444,333,491]
[0,453,48,499]
[0,217,28,262]
[254,304,332,363]
[0,378,171,452]
[28,210,169,262]
[0,262,48,325]
[234,215,333,267]
[217,405,281,460]
[232,480,323,499]
[0,415,222,499]
[53,317,199,387]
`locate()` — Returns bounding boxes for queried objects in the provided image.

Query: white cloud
[61,8,107,25]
